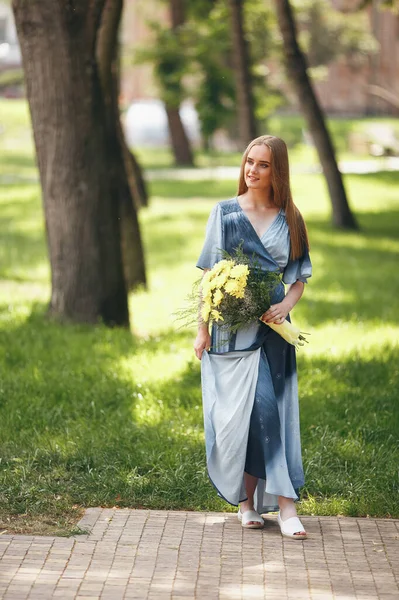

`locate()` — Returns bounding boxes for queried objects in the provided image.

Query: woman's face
[244,144,272,191]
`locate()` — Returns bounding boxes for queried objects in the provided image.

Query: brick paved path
[0,509,398,600]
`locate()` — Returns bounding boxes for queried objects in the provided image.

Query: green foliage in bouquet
[177,245,281,334]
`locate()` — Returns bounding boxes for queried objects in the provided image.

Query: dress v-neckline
[235,197,282,242]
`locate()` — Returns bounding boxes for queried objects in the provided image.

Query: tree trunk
[12,0,129,325]
[228,0,258,147]
[123,136,149,210]
[165,0,194,167]
[274,0,358,229]
[165,105,194,166]
[105,68,147,290]
[96,0,147,289]
[96,0,148,209]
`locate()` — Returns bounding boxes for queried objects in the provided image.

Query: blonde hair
[238,135,309,260]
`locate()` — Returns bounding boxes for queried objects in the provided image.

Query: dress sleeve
[196,203,224,270]
[282,246,312,285]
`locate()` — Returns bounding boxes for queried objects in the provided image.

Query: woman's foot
[277,512,307,540]
[278,496,306,538]
[238,506,264,529]
[238,500,264,528]
[239,473,261,528]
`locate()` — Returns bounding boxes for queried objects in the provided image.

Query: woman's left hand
[261,301,289,324]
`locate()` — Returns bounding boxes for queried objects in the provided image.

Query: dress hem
[208,468,303,511]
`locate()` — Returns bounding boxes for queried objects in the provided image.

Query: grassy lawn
[0,100,398,536]
[134,113,399,169]
[1,98,397,172]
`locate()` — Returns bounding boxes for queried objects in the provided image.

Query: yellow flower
[211,309,224,322]
[213,288,224,306]
[233,283,246,298]
[230,264,249,279]
[213,272,229,288]
[224,277,246,298]
[212,259,233,276]
[201,280,213,298]
[202,270,218,292]
[201,301,211,323]
[202,270,213,284]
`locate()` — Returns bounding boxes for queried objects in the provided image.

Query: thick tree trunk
[165,0,194,167]
[274,0,358,229]
[12,0,129,325]
[97,0,147,289]
[228,0,257,147]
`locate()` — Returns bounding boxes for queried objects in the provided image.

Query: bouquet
[199,248,309,349]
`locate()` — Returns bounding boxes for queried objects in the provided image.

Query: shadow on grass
[298,345,399,517]
[0,192,47,279]
[0,308,213,525]
[300,208,399,326]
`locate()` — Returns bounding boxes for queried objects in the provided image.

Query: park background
[0,0,398,536]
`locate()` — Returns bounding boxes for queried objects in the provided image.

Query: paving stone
[0,511,397,599]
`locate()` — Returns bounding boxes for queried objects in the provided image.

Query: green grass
[1,98,397,174]
[0,100,398,535]
[134,113,399,169]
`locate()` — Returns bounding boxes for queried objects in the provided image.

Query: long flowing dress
[196,197,312,514]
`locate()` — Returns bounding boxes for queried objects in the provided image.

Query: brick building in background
[316,3,399,115]
[120,0,165,107]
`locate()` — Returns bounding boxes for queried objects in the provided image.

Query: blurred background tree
[133,0,373,226]
[134,0,195,165]
[134,0,283,151]
[228,0,258,145]
[275,0,358,229]
[133,0,376,144]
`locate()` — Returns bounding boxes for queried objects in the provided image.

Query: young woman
[194,135,311,539]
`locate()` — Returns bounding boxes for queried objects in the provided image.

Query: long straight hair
[238,135,309,260]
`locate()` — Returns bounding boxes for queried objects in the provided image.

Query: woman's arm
[194,269,212,359]
[262,280,304,324]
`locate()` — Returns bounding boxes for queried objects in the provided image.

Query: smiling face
[244,144,272,192]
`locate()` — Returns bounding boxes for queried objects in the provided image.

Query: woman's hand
[262,281,305,325]
[194,327,211,360]
[261,300,290,324]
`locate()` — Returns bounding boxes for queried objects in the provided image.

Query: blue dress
[196,198,312,513]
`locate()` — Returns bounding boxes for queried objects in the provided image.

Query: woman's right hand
[194,327,211,360]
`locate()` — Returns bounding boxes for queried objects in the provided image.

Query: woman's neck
[243,187,274,209]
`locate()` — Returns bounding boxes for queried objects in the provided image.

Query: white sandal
[277,511,307,540]
[237,508,264,529]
